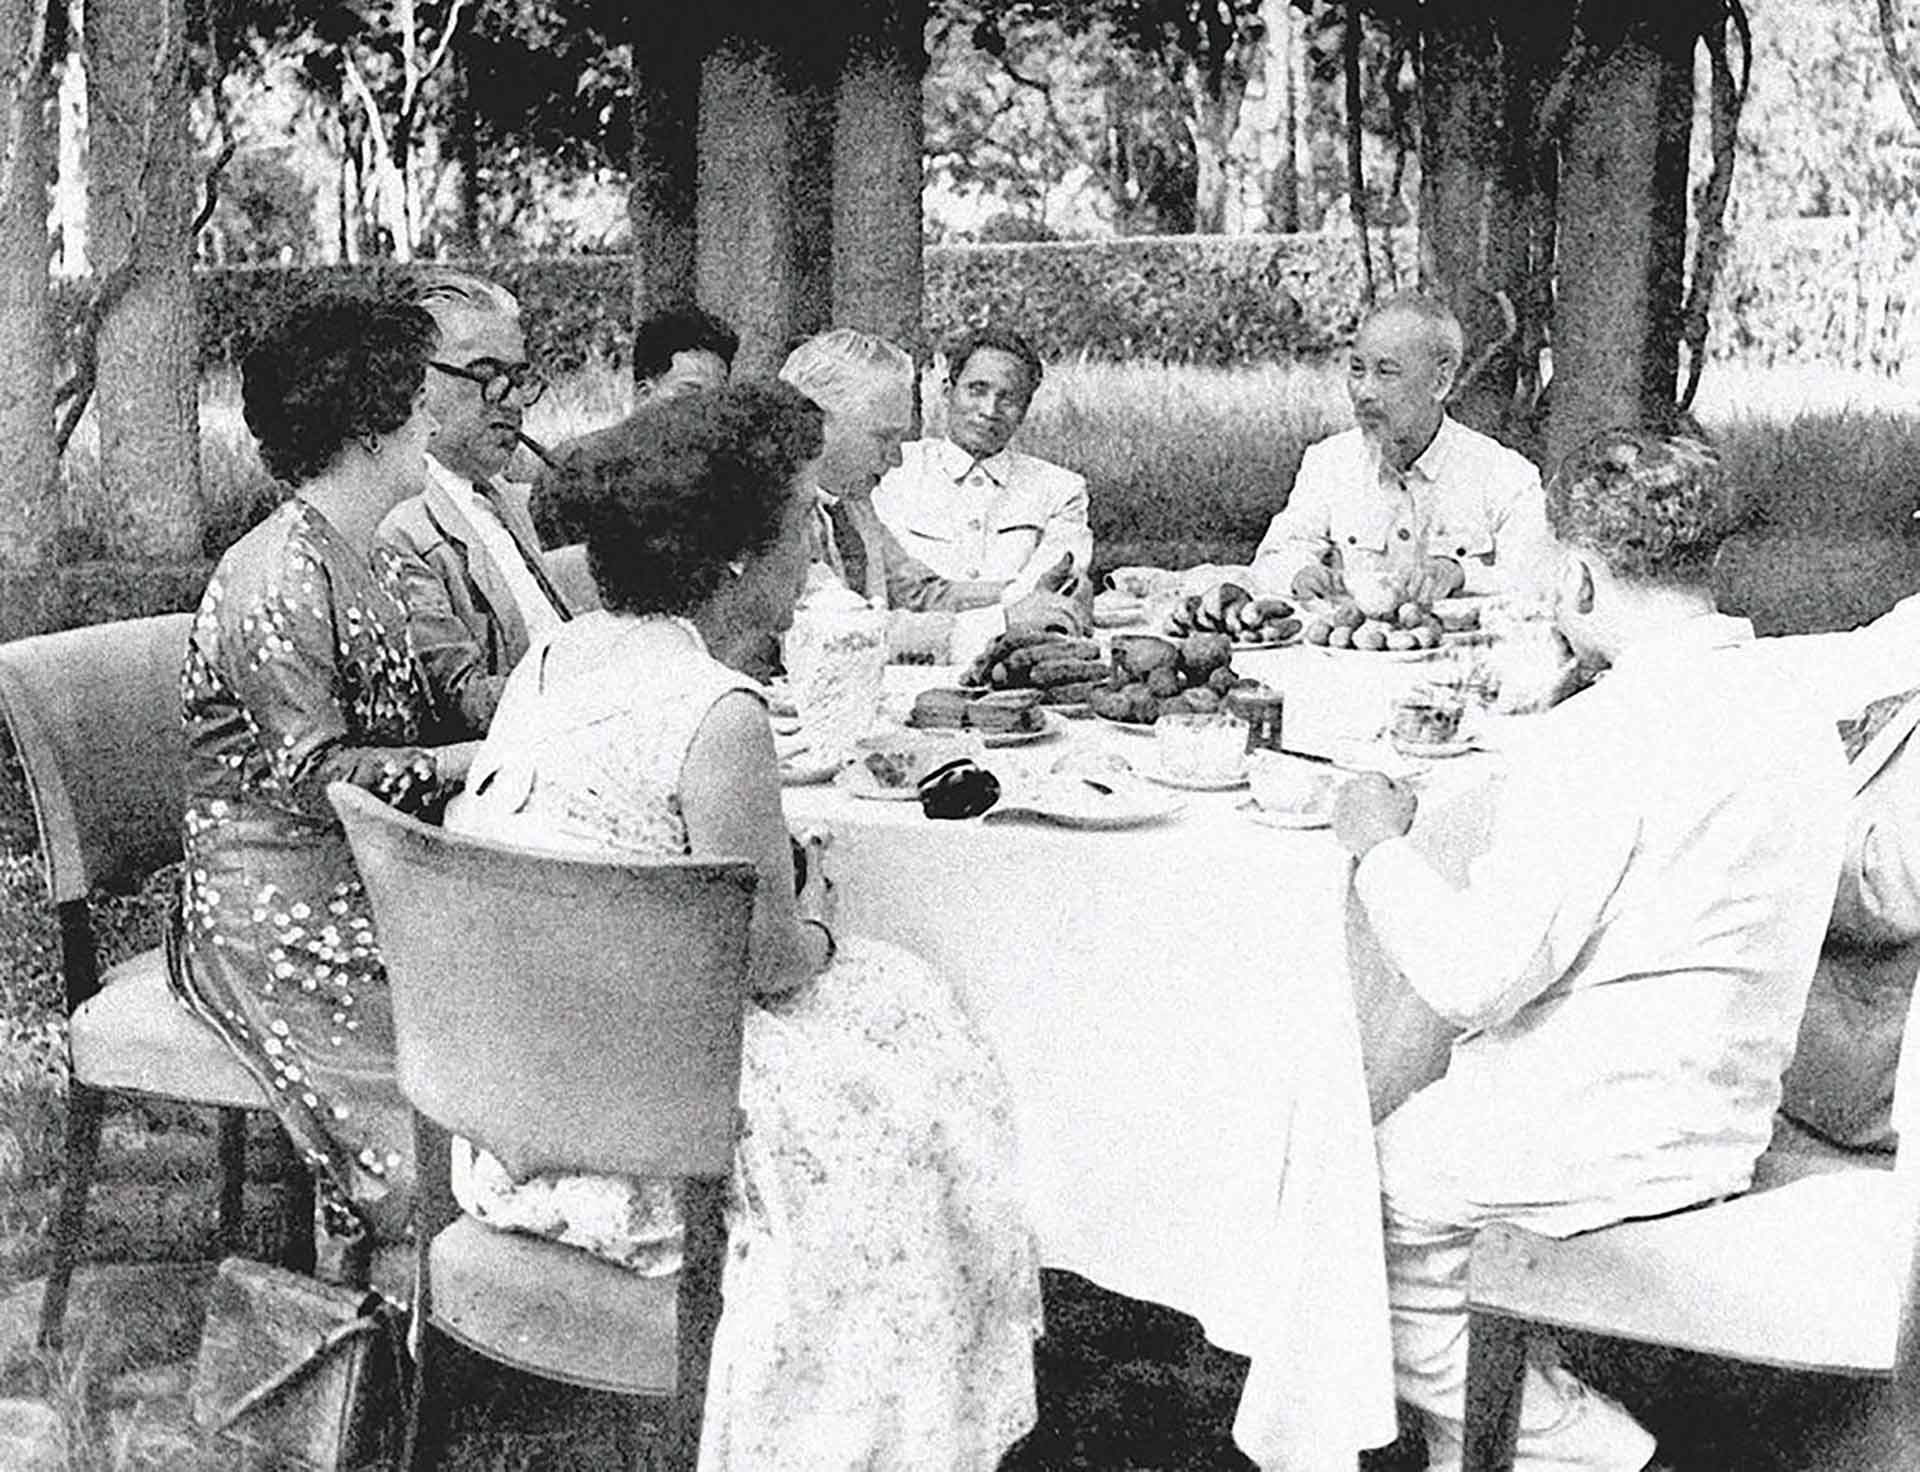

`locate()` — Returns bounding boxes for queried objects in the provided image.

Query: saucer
[1237,797,1332,830]
[1141,761,1249,792]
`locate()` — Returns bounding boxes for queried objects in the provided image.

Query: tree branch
[1879,0,1920,137]
[0,0,49,211]
[1678,0,1750,412]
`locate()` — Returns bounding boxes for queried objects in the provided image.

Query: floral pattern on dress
[446,613,1043,1471]
[170,500,461,1237]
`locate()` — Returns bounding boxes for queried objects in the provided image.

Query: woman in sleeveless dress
[171,292,481,1245]
[444,383,1041,1469]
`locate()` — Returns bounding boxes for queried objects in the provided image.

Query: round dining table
[781,650,1506,1471]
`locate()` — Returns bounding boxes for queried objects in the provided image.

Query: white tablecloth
[783,680,1438,1469]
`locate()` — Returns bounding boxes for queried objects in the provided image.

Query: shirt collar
[1403,415,1463,485]
[426,454,473,501]
[937,436,1012,488]
[1608,611,1755,680]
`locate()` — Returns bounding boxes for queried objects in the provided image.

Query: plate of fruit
[1163,581,1303,649]
[1086,632,1264,728]
[1301,596,1450,659]
[960,631,1110,712]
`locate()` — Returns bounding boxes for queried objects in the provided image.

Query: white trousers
[1376,1087,1661,1472]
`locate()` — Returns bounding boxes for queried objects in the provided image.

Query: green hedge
[0,563,212,644]
[139,233,1419,378]
[46,224,1907,379]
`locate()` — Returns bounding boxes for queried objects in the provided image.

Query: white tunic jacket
[874,437,1092,600]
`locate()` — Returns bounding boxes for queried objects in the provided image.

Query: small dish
[1141,761,1249,792]
[1390,736,1479,760]
[834,765,926,802]
[1237,797,1332,831]
[780,753,843,787]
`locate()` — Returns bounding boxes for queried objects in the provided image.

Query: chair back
[0,613,192,902]
[1890,974,1920,1374]
[329,784,757,1182]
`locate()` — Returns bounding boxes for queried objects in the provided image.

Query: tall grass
[47,357,1920,569]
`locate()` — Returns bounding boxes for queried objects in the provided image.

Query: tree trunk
[0,0,55,569]
[629,0,702,321]
[53,20,83,278]
[697,33,805,375]
[1265,0,1302,233]
[1189,87,1234,235]
[1418,4,1509,433]
[832,0,924,354]
[449,25,480,256]
[697,2,844,374]
[1546,20,1695,471]
[789,16,838,349]
[86,0,200,560]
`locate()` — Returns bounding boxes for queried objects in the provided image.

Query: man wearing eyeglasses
[376,272,587,732]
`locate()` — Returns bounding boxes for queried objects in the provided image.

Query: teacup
[1247,749,1339,815]
[1106,565,1182,600]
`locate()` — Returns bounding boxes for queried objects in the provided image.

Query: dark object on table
[191,1255,410,1472]
[919,759,1002,819]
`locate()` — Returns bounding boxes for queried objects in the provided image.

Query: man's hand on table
[1333,772,1419,859]
[1409,556,1466,604]
[1291,563,1346,601]
[1007,552,1093,636]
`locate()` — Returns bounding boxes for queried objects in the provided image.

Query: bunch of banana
[961,630,1109,706]
[1164,581,1302,645]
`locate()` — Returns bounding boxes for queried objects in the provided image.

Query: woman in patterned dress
[444,382,1042,1470]
[170,292,481,1245]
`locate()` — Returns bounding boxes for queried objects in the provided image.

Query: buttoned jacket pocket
[1328,497,1395,555]
[1433,508,1496,564]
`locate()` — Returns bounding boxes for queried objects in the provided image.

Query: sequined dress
[445,613,1043,1471]
[171,500,463,1236]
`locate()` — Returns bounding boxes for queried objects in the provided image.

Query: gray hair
[1361,291,1464,372]
[778,328,912,415]
[411,270,520,328]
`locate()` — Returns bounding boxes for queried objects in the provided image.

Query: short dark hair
[632,307,740,383]
[563,382,825,616]
[1547,428,1732,585]
[942,326,1044,397]
[242,291,437,485]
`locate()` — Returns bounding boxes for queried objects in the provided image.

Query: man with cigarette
[376,271,587,733]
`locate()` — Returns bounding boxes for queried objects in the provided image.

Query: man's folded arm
[1354,761,1637,1029]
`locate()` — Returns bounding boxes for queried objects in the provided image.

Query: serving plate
[1307,642,1449,664]
[1228,634,1303,653]
[980,713,1063,748]
[1092,712,1159,736]
[905,709,1064,747]
[983,777,1186,830]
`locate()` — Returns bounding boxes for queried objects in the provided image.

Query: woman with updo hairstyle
[447,381,1042,1469]
[171,290,483,1255]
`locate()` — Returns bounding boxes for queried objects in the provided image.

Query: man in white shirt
[1334,430,1849,1472]
[874,327,1091,602]
[1252,292,1551,602]
[376,273,585,733]
[777,328,1089,651]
